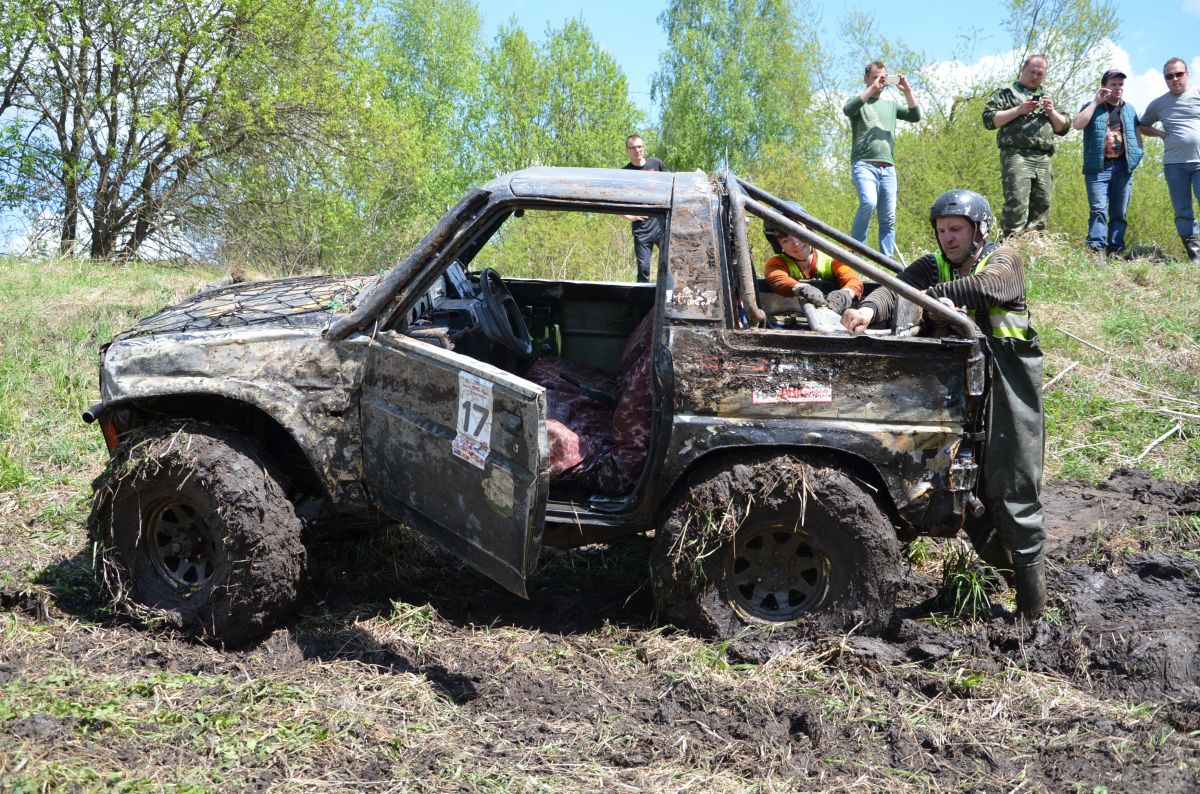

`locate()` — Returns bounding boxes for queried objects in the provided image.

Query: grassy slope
[0,247,1198,791]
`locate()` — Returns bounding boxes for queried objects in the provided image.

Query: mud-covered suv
[85,168,987,643]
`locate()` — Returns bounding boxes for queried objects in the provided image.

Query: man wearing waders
[840,190,1047,619]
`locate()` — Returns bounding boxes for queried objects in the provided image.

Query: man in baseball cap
[1071,67,1145,259]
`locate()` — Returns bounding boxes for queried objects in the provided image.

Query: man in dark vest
[841,190,1047,620]
[621,135,667,282]
[1071,68,1145,260]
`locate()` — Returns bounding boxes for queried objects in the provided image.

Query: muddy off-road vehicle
[84,168,990,644]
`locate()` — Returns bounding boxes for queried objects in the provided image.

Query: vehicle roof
[482,166,681,208]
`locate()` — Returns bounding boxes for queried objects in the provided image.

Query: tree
[652,0,820,173]
[378,0,487,202]
[1,0,364,259]
[1003,0,1119,102]
[479,22,548,173]
[480,17,642,174]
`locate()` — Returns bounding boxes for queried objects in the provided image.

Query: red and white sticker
[752,381,833,404]
[453,372,493,469]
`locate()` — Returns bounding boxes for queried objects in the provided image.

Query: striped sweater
[861,245,1028,323]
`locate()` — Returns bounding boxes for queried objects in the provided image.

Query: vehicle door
[360,335,548,597]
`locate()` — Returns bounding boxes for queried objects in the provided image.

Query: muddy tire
[88,424,306,645]
[653,455,900,637]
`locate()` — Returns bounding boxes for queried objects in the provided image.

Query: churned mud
[3,466,1199,790]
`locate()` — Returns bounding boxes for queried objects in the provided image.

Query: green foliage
[480,17,642,173]
[379,0,487,199]
[3,0,386,260]
[652,0,821,173]
[471,209,638,283]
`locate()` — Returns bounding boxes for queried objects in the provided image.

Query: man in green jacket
[983,54,1071,237]
[843,61,921,257]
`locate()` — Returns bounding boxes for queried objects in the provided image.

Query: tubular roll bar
[734,180,977,340]
[736,178,904,275]
[725,176,768,327]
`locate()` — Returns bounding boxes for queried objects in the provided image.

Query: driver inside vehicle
[762,201,864,315]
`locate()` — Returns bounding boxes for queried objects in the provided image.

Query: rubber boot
[1183,235,1200,264]
[1013,558,1047,620]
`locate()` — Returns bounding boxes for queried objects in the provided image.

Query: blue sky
[476,0,1200,115]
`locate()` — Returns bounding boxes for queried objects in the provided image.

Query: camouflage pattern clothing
[983,82,1070,236]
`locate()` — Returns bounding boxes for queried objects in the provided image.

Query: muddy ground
[2,466,1199,791]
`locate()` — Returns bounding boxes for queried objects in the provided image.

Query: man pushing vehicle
[842,189,1047,619]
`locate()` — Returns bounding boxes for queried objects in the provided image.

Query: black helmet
[929,189,993,238]
[930,189,993,263]
[763,200,807,238]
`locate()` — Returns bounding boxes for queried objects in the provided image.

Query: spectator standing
[843,61,921,257]
[1071,69,1144,259]
[621,135,668,282]
[983,55,1070,237]
[1139,58,1200,263]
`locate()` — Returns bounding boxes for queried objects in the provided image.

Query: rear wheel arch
[655,444,899,529]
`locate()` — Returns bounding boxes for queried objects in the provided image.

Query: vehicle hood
[119,274,378,339]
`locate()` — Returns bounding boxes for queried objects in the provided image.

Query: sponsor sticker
[752,381,833,404]
[453,372,493,469]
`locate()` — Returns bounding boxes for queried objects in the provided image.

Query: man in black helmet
[841,190,1047,620]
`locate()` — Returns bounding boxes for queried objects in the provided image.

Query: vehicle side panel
[99,328,371,509]
[662,326,985,534]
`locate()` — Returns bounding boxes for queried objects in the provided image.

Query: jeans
[1164,161,1200,239]
[850,160,897,256]
[1084,157,1132,252]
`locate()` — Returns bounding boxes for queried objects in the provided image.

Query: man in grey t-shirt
[1139,57,1200,262]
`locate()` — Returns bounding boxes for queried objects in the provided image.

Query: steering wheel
[477,268,533,358]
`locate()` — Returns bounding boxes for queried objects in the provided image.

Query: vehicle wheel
[652,454,900,637]
[88,424,306,644]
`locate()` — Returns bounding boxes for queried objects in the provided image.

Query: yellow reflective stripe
[812,251,834,279]
[988,307,1031,340]
[784,254,803,281]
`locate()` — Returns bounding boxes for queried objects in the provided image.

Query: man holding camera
[843,61,921,258]
[983,54,1071,237]
[1071,68,1145,259]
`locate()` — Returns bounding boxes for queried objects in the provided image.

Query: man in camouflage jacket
[983,54,1071,236]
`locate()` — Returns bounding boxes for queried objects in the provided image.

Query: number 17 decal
[453,372,494,469]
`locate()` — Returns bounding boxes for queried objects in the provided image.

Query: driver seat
[526,312,654,495]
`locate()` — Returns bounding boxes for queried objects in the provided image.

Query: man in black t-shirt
[621,135,667,282]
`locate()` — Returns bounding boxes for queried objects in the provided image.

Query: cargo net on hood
[128,275,373,337]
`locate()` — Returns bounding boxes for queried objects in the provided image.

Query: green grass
[1,243,1199,791]
[1022,240,1200,481]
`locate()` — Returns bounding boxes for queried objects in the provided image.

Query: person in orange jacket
[762,201,864,314]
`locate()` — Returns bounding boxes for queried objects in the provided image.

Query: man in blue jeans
[1071,68,1144,259]
[843,61,921,257]
[1140,57,1200,263]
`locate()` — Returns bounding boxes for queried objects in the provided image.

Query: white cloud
[1183,0,1200,18]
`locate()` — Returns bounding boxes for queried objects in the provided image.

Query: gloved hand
[824,288,855,315]
[792,282,827,307]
